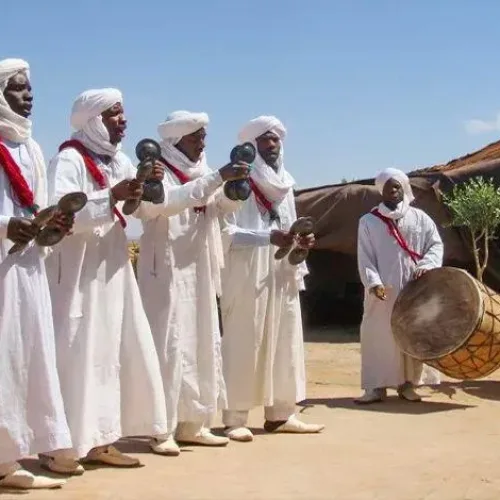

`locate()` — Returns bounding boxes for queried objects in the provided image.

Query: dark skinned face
[176,127,206,162]
[256,131,280,168]
[3,72,33,118]
[101,102,127,145]
[382,178,404,210]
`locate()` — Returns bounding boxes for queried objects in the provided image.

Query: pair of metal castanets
[274,216,315,266]
[8,191,88,255]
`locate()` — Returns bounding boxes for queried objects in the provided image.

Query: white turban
[374,167,414,219]
[157,110,209,145]
[70,88,123,157]
[0,58,31,143]
[238,115,286,144]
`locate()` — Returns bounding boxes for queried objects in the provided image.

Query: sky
[4,0,500,238]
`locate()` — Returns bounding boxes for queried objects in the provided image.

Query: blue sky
[3,1,500,236]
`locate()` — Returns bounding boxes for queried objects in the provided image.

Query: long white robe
[136,168,227,434]
[0,139,71,464]
[357,206,443,391]
[45,147,167,458]
[219,188,307,414]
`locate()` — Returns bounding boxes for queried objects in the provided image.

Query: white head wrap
[70,88,123,157]
[374,167,414,219]
[237,115,294,208]
[0,58,31,143]
[0,58,46,210]
[158,110,209,146]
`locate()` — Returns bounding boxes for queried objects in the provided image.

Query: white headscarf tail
[374,167,414,219]
[70,88,123,157]
[0,58,31,143]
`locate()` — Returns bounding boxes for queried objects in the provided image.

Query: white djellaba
[0,58,71,490]
[136,110,232,454]
[356,168,443,404]
[219,115,325,442]
[43,88,171,474]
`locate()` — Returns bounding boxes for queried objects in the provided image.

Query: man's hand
[111,179,144,201]
[270,229,295,248]
[413,268,428,280]
[296,233,315,249]
[45,211,75,235]
[7,217,39,244]
[370,285,387,301]
[219,162,251,182]
[148,160,165,182]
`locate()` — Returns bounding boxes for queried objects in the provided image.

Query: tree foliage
[442,176,500,281]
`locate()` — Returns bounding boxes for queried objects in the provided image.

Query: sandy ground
[4,326,500,500]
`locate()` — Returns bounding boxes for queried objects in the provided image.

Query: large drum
[391,267,500,380]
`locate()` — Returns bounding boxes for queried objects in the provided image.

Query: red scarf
[249,178,280,221]
[59,140,126,228]
[159,157,205,214]
[0,141,38,215]
[371,208,422,264]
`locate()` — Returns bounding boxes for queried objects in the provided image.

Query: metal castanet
[274,216,315,265]
[122,139,165,215]
[223,142,256,201]
[8,206,58,255]
[35,192,88,247]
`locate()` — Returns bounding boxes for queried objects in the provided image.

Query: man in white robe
[42,88,171,474]
[137,110,250,455]
[220,115,325,442]
[0,58,73,489]
[356,168,443,404]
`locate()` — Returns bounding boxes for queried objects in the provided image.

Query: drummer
[355,168,444,404]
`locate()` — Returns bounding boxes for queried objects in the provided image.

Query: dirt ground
[4,326,500,500]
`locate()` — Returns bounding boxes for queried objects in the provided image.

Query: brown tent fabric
[294,147,500,326]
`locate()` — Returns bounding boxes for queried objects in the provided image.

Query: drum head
[391,267,482,360]
[58,192,87,213]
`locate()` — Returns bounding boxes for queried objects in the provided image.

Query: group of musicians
[0,58,326,490]
[0,56,446,491]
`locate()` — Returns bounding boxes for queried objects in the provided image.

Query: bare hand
[219,162,251,182]
[413,268,428,280]
[111,179,144,201]
[296,233,315,249]
[148,161,165,182]
[45,211,75,235]
[370,285,387,301]
[7,217,39,244]
[270,229,295,248]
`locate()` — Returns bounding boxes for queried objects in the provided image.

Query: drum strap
[158,157,206,214]
[371,209,422,264]
[0,141,38,215]
[59,140,126,228]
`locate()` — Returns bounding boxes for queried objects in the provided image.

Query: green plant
[443,176,500,282]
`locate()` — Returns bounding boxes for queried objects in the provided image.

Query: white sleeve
[417,214,444,270]
[47,151,114,233]
[0,215,10,239]
[136,171,223,220]
[357,217,383,289]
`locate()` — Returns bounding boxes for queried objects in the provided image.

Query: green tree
[443,177,500,282]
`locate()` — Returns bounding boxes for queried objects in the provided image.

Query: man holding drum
[355,167,443,404]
